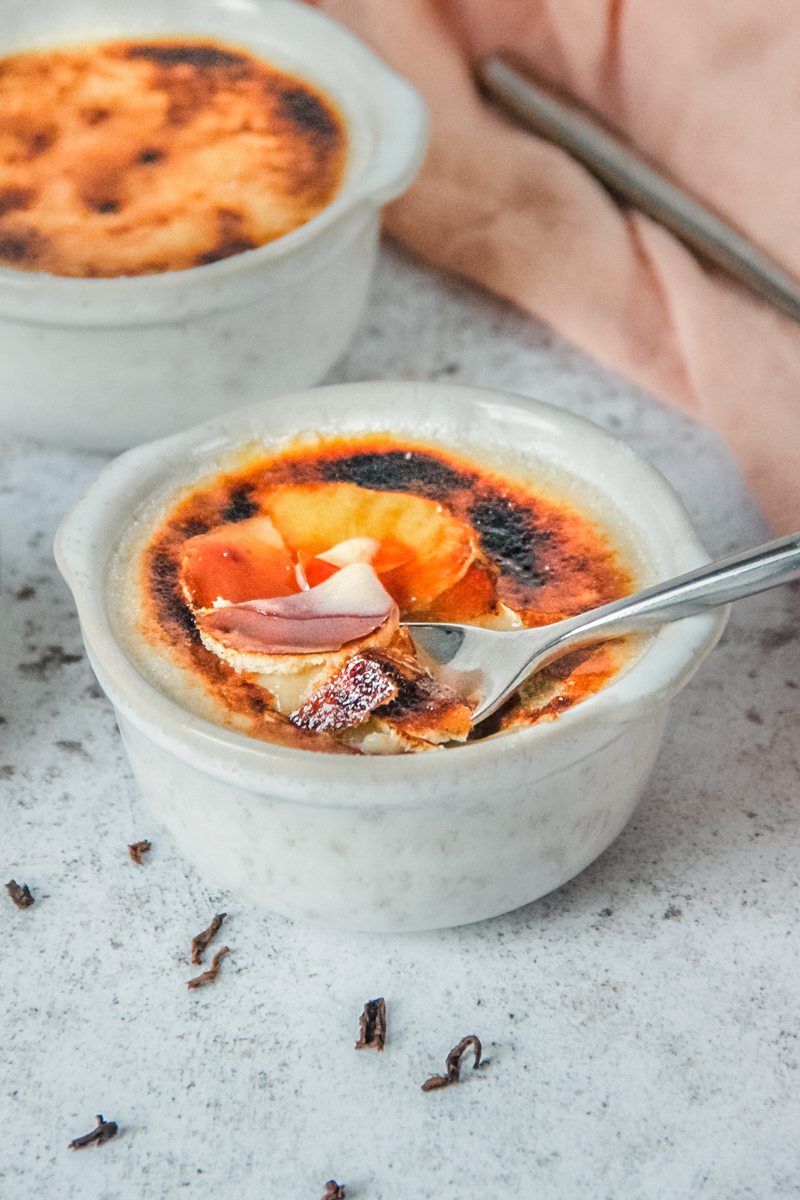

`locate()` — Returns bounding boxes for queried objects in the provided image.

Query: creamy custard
[0,37,346,277]
[115,434,638,755]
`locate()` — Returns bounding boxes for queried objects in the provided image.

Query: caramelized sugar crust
[0,38,346,277]
[140,436,635,750]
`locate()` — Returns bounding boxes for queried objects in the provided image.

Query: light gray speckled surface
[1,243,799,1200]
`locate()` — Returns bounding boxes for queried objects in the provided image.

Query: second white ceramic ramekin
[0,0,427,450]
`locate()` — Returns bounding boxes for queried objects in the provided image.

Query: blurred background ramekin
[0,0,427,450]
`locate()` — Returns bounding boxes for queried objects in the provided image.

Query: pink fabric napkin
[314,0,800,533]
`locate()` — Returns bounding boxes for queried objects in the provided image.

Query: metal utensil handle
[556,533,800,650]
[478,54,800,325]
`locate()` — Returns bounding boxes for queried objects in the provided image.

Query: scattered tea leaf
[190,912,227,965]
[6,879,34,909]
[187,945,230,989]
[127,840,151,866]
[421,1034,483,1092]
[68,1114,118,1150]
[355,996,386,1051]
[322,1181,345,1199]
[17,645,82,678]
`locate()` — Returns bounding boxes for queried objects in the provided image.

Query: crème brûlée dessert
[115,434,641,755]
[0,36,346,277]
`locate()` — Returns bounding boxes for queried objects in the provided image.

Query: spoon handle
[478,54,800,325]
[556,532,800,649]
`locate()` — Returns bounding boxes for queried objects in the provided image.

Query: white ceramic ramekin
[55,382,728,932]
[0,0,427,451]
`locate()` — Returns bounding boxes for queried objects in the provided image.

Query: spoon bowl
[408,532,800,724]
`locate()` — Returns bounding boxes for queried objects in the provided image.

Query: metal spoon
[406,532,800,725]
[477,54,800,324]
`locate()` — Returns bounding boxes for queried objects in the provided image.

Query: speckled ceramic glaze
[55,382,728,931]
[0,0,427,451]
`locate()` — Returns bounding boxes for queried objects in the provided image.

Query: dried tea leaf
[127,840,151,866]
[187,945,230,989]
[5,879,34,908]
[421,1034,482,1092]
[355,997,386,1051]
[190,912,227,965]
[68,1114,118,1149]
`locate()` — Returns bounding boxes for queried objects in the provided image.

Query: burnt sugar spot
[91,199,121,215]
[196,238,257,266]
[127,46,253,127]
[468,494,552,587]
[278,85,340,145]
[165,88,213,128]
[149,547,199,643]
[126,43,248,71]
[137,147,164,164]
[0,187,33,217]
[81,106,110,126]
[0,229,42,266]
[319,450,473,500]
[178,516,211,539]
[196,207,257,266]
[220,485,259,524]
[247,691,268,716]
[17,125,57,158]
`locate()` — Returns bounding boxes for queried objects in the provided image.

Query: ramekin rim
[55,381,727,790]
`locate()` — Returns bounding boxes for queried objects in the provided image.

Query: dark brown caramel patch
[90,199,120,215]
[374,655,472,743]
[81,106,110,126]
[0,229,42,265]
[196,207,258,266]
[0,37,347,277]
[318,449,470,499]
[148,546,201,645]
[16,124,58,158]
[127,43,247,70]
[468,495,553,588]
[220,484,260,524]
[0,186,33,217]
[278,86,340,143]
